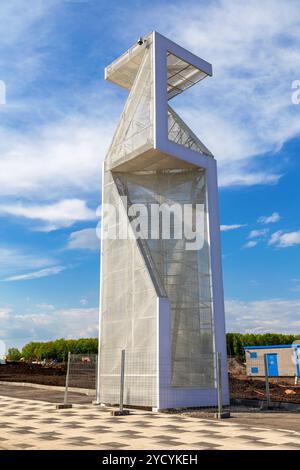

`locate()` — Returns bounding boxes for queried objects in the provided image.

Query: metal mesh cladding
[167,106,213,157]
[99,170,158,407]
[99,349,157,407]
[114,169,215,389]
[105,40,153,171]
[166,51,209,99]
[99,349,216,408]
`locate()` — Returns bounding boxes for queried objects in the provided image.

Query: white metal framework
[98,32,229,409]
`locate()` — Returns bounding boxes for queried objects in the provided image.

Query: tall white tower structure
[98,32,229,409]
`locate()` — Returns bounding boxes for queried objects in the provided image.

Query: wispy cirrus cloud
[0,0,62,117]
[0,246,56,277]
[0,1,58,46]
[3,266,66,282]
[221,224,246,232]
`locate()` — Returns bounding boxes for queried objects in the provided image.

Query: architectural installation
[97,31,229,409]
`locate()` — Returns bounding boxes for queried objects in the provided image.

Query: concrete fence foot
[111,409,130,416]
[214,411,231,419]
[56,404,73,409]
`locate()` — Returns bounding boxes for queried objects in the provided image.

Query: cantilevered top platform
[105,35,149,91]
[105,31,212,100]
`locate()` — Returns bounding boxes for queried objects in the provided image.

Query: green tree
[22,342,38,360]
[226,333,235,356]
[226,333,300,359]
[7,347,21,361]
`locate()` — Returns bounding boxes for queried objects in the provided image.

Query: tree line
[6,333,300,362]
[7,338,98,362]
[226,333,299,359]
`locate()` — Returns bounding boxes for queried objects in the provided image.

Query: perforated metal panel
[99,32,228,409]
[105,41,153,171]
[115,169,214,388]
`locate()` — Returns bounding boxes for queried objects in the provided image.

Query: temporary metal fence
[59,350,228,415]
[97,349,228,415]
[246,352,272,406]
[67,353,97,389]
[62,353,97,405]
[263,353,271,408]
[246,352,300,406]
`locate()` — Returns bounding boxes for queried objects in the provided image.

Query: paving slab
[0,393,299,450]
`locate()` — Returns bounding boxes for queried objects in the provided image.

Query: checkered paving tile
[0,395,299,450]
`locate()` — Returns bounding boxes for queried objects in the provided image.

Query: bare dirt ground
[228,357,300,404]
[1,358,300,404]
[0,362,66,386]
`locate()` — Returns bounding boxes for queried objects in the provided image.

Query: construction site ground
[0,358,300,404]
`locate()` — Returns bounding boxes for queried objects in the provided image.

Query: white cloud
[1,0,299,205]
[0,118,113,199]
[3,266,65,282]
[0,199,96,231]
[220,224,246,231]
[258,212,281,224]
[0,305,98,348]
[225,298,300,333]
[0,1,116,202]
[243,240,258,249]
[248,229,269,239]
[67,228,99,250]
[133,0,300,185]
[269,230,300,248]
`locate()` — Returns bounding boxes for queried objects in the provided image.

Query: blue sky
[0,0,300,349]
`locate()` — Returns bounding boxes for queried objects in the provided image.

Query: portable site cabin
[244,344,300,378]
